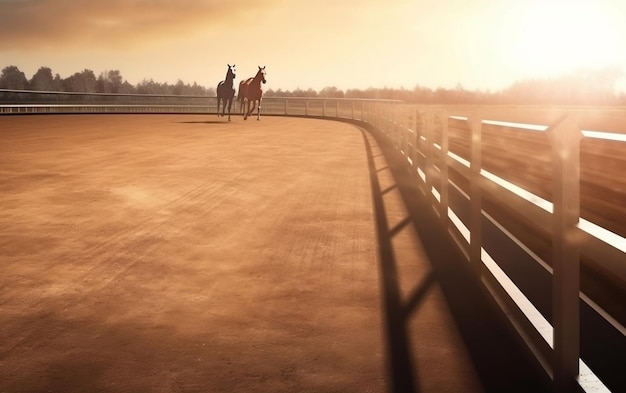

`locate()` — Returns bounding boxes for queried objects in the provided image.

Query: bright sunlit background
[507,1,622,76]
[1,0,626,92]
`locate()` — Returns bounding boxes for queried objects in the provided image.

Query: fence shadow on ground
[359,124,551,393]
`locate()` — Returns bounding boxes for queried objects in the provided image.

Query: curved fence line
[371,105,625,393]
[2,90,625,392]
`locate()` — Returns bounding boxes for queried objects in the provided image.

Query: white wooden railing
[2,89,625,392]
[368,104,626,393]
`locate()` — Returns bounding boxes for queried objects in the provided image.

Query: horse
[237,66,266,120]
[216,64,236,121]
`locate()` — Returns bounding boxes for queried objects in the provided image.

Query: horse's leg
[248,100,256,118]
[256,98,261,121]
[227,97,232,121]
[216,97,221,117]
[243,98,248,120]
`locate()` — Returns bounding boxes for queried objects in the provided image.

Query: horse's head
[257,66,266,84]
[227,64,236,81]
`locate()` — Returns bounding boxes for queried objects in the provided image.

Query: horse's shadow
[178,121,231,125]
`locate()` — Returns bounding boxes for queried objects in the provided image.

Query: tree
[108,70,123,93]
[0,65,28,89]
[136,78,169,95]
[499,67,623,105]
[185,81,208,96]
[319,86,344,98]
[53,73,62,88]
[63,69,97,92]
[97,70,124,93]
[118,81,136,94]
[172,79,186,95]
[29,67,57,91]
[292,87,317,97]
[345,88,368,99]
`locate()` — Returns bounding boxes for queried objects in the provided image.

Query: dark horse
[238,66,266,120]
[216,64,236,121]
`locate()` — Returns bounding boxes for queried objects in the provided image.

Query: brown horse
[237,66,266,120]
[216,64,236,121]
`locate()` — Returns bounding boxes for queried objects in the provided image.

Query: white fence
[370,104,626,393]
[2,89,625,392]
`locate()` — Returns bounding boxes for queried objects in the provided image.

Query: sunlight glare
[511,1,619,76]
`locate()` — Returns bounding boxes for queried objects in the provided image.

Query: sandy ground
[0,115,546,392]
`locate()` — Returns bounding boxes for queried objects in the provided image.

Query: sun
[510,1,620,76]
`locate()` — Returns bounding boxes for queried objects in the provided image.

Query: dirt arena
[0,115,546,392]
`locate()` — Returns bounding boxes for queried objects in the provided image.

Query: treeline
[0,66,212,96]
[2,64,625,105]
[263,85,490,104]
[264,67,626,105]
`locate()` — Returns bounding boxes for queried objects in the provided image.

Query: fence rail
[2,89,625,392]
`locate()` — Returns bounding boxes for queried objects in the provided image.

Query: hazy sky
[2,0,626,91]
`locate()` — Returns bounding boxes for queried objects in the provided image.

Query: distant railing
[2,89,625,392]
[0,88,399,116]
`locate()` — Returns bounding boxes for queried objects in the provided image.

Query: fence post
[284,99,288,115]
[439,112,449,227]
[547,116,582,392]
[424,110,435,204]
[381,103,385,130]
[374,103,379,129]
[415,107,428,178]
[305,100,309,116]
[386,105,391,140]
[399,106,407,155]
[408,108,416,170]
[403,106,410,157]
[399,106,404,151]
[393,105,399,149]
[322,100,326,117]
[468,114,482,275]
[381,104,385,130]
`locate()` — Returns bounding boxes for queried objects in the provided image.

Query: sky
[2,0,626,92]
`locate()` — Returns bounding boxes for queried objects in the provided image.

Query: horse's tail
[237,89,246,106]
[236,81,243,101]
[237,92,244,113]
